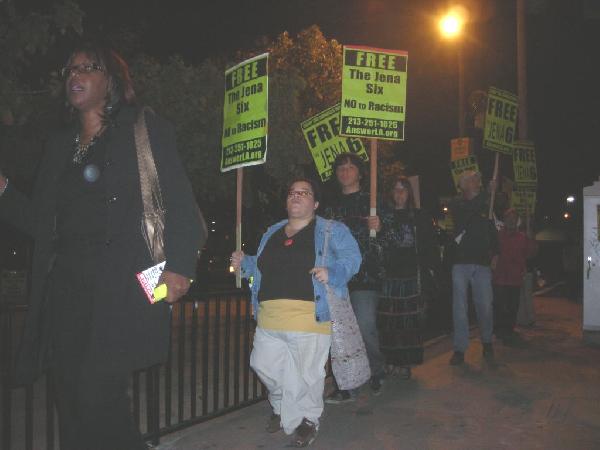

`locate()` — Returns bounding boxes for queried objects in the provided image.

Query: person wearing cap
[448,170,499,365]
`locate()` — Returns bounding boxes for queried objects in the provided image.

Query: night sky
[18,0,600,220]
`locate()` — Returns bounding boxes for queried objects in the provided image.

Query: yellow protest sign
[340,45,408,141]
[483,87,518,155]
[511,184,536,216]
[451,137,472,161]
[450,155,480,191]
[301,103,368,181]
[221,53,268,172]
[512,140,537,186]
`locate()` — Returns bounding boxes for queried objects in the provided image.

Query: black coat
[380,207,441,282]
[0,106,207,385]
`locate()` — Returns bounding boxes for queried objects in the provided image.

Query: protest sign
[450,155,480,191]
[512,140,537,187]
[0,270,27,304]
[451,137,472,161]
[301,103,368,181]
[340,45,408,141]
[221,53,268,172]
[512,184,537,216]
[483,87,518,155]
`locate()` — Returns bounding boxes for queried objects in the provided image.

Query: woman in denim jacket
[231,178,360,447]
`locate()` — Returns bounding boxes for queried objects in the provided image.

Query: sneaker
[266,413,281,433]
[482,343,494,361]
[449,351,464,366]
[370,375,384,396]
[324,389,355,404]
[292,418,318,447]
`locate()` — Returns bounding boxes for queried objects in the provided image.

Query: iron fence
[1,289,266,449]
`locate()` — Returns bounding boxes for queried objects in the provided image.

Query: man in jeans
[449,171,499,365]
[323,153,385,402]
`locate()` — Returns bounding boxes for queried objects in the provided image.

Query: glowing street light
[439,13,463,39]
[566,195,575,203]
[439,7,468,136]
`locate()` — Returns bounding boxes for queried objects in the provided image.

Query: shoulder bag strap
[134,106,166,262]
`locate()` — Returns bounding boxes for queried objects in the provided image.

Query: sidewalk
[156,295,600,450]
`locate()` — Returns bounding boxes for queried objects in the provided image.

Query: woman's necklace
[283,219,313,246]
[72,127,105,164]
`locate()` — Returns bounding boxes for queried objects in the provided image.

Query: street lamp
[439,7,467,136]
[439,14,462,39]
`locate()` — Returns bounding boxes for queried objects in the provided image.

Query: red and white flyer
[136,261,165,304]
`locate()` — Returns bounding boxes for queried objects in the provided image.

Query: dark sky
[27,0,600,219]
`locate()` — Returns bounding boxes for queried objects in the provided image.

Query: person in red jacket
[493,208,537,344]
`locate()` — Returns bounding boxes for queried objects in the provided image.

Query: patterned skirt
[378,277,424,366]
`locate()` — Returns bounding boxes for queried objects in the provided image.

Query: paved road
[156,295,600,450]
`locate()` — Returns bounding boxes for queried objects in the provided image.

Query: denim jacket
[241,215,361,322]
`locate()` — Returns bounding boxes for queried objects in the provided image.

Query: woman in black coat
[0,44,206,450]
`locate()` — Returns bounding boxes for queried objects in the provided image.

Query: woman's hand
[367,215,381,232]
[231,250,244,271]
[158,270,191,304]
[310,267,329,284]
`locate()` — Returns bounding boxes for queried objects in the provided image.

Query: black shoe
[449,351,464,366]
[502,332,525,347]
[266,413,282,433]
[399,366,412,380]
[482,343,494,361]
[292,418,318,447]
[324,389,355,404]
[370,375,384,396]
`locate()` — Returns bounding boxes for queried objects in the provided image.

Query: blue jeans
[350,290,385,378]
[452,264,494,352]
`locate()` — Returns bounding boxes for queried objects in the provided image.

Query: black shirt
[257,220,316,302]
[449,192,499,266]
[57,135,108,243]
[323,190,384,290]
[383,209,418,278]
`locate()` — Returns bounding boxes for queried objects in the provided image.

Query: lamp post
[439,10,466,136]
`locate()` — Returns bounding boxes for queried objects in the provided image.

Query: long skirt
[378,277,425,366]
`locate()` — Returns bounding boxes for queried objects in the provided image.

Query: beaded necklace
[72,127,105,164]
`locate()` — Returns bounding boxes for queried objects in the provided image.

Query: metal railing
[1,290,266,449]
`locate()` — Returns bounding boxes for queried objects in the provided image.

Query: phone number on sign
[346,117,400,129]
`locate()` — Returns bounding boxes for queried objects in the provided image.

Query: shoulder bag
[322,220,371,390]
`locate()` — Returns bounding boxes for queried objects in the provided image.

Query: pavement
[155,294,600,450]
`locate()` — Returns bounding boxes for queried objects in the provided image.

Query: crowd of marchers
[0,44,536,449]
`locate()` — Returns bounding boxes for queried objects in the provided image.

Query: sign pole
[221,54,269,289]
[369,139,378,238]
[236,168,243,288]
[489,153,500,219]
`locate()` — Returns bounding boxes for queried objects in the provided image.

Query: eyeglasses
[287,190,314,199]
[60,63,105,79]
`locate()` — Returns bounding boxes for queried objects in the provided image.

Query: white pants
[250,327,331,435]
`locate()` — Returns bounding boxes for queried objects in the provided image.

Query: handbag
[134,107,165,263]
[321,220,371,391]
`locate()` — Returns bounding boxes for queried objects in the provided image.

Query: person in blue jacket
[231,177,360,448]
